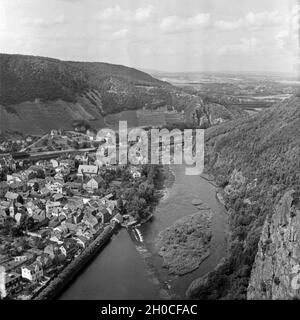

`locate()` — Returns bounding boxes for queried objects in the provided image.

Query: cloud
[276,30,290,49]
[56,0,82,2]
[111,28,129,39]
[214,10,286,31]
[291,3,300,16]
[98,4,154,23]
[21,15,66,28]
[98,5,121,20]
[134,5,153,22]
[0,8,7,31]
[160,13,211,33]
[275,5,299,51]
[214,19,242,31]
[159,9,285,34]
[244,11,283,28]
[217,37,260,56]
[291,4,300,31]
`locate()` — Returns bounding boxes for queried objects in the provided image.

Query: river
[59,165,228,300]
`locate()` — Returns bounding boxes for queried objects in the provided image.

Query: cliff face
[188,96,300,300]
[247,190,300,299]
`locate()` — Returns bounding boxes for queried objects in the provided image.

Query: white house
[111,213,123,225]
[14,256,27,263]
[130,167,141,179]
[75,236,89,248]
[77,165,99,178]
[59,245,67,257]
[14,212,22,225]
[0,271,22,298]
[50,159,59,168]
[6,175,22,185]
[21,263,43,282]
[46,181,64,194]
[45,201,62,215]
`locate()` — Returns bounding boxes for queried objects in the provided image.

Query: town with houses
[0,130,159,300]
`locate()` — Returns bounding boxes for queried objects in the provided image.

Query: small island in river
[155,210,212,275]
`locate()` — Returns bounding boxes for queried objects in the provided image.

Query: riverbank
[200,173,218,187]
[58,165,229,300]
[34,224,118,300]
[216,189,226,207]
[200,172,226,207]
[186,257,226,297]
[185,177,230,298]
[155,165,175,202]
[122,165,172,229]
[155,211,212,276]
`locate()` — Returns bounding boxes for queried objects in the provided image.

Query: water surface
[59,165,228,300]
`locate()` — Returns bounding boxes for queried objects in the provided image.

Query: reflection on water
[59,165,228,300]
[60,228,161,300]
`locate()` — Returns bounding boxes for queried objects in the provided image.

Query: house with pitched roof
[46,201,62,215]
[75,236,89,248]
[84,176,104,192]
[8,201,17,218]
[46,180,64,194]
[111,213,123,225]
[21,262,43,282]
[72,209,84,224]
[27,178,45,189]
[7,174,22,185]
[14,212,23,225]
[77,165,99,178]
[2,272,22,298]
[99,208,111,224]
[50,159,59,168]
[64,181,82,193]
[5,191,21,202]
[83,212,98,229]
[59,240,77,259]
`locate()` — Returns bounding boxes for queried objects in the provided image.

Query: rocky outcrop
[247,190,300,299]
[187,96,300,300]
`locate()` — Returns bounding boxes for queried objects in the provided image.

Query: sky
[0,0,299,73]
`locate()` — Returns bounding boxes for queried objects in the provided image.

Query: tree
[10,226,23,237]
[117,198,126,214]
[23,217,35,231]
[126,196,147,219]
[0,182,8,197]
[121,170,132,182]
[33,182,39,192]
[66,189,74,197]
[138,182,154,202]
[28,172,37,180]
[72,141,80,149]
[36,169,45,179]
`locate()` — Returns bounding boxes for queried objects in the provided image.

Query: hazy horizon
[1,51,299,78]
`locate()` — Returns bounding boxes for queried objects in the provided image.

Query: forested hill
[189,95,300,299]
[0,53,175,133]
[0,53,247,135]
[0,53,167,107]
